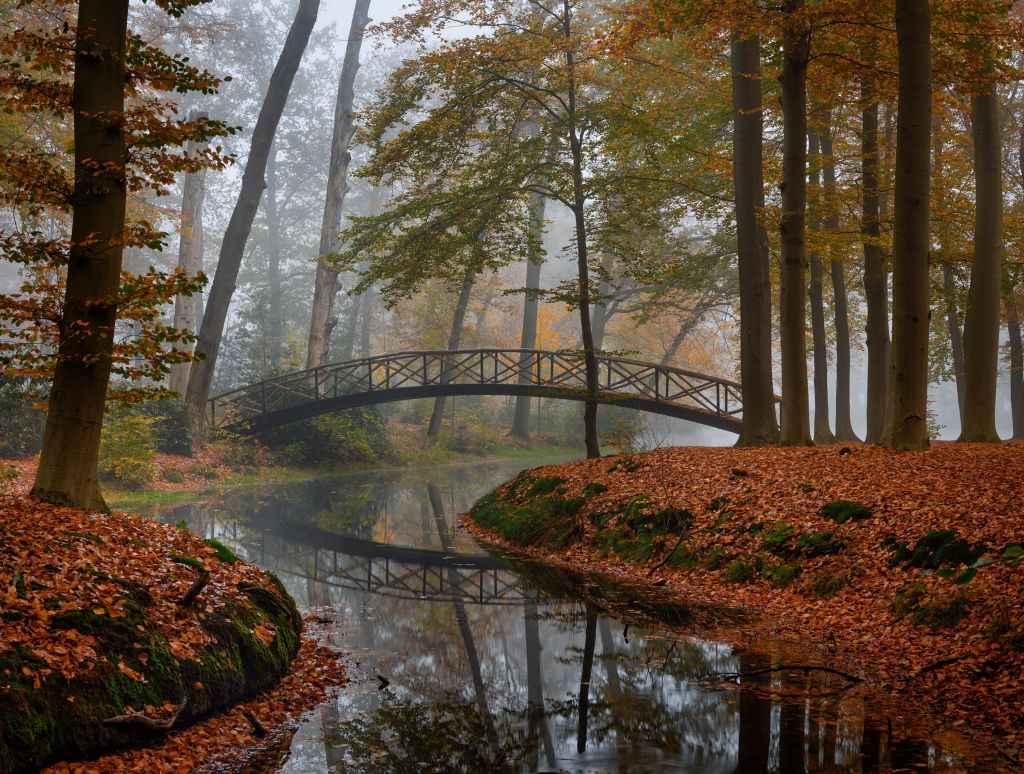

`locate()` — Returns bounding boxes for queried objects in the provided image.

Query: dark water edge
[134,457,997,773]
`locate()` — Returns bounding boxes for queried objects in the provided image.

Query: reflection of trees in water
[149,463,961,772]
[331,695,527,773]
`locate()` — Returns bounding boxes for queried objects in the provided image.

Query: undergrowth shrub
[0,375,45,458]
[137,399,193,456]
[265,409,392,468]
[99,408,156,488]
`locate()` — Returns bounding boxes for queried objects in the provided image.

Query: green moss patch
[818,500,871,524]
[885,529,988,571]
[470,479,585,551]
[0,580,301,773]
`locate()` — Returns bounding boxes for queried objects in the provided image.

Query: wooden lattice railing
[210,348,774,433]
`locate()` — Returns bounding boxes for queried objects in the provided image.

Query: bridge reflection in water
[250,517,524,607]
[209,348,774,434]
[144,463,973,772]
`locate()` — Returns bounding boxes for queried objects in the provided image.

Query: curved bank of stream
[135,457,991,772]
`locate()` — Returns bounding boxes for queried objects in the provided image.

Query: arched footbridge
[210,348,775,434]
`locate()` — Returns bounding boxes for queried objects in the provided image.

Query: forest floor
[0,466,347,772]
[464,442,1024,767]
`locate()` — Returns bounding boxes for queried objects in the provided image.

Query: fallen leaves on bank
[0,473,277,682]
[463,442,1024,763]
[42,624,346,774]
[0,466,347,771]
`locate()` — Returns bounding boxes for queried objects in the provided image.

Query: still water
[139,458,977,773]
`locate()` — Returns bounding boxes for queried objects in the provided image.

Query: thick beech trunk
[959,64,1002,442]
[731,35,779,446]
[778,2,812,446]
[427,271,475,439]
[861,84,889,444]
[169,111,208,395]
[883,0,931,450]
[184,0,319,439]
[32,0,130,511]
[819,125,858,441]
[511,192,545,440]
[808,130,836,444]
[265,142,285,369]
[306,0,372,368]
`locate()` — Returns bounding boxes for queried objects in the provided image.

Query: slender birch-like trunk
[169,110,208,395]
[306,0,372,368]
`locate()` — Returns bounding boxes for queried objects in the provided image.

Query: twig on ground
[171,556,210,607]
[103,699,187,731]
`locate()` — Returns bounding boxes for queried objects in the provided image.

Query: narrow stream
[138,458,977,773]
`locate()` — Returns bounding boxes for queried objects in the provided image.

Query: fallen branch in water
[703,664,863,684]
[914,655,969,677]
[103,699,187,731]
[241,709,267,738]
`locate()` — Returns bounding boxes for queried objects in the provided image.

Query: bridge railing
[209,348,752,429]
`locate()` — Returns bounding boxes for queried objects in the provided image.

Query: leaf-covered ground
[464,443,1024,764]
[0,465,346,771]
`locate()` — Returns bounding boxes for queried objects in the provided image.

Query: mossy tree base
[0,579,301,773]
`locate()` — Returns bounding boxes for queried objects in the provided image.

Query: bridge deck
[210,348,774,434]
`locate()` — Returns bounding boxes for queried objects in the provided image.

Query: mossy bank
[466,444,1024,761]
[0,493,304,772]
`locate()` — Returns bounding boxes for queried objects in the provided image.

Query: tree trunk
[778,2,812,446]
[31,0,130,511]
[169,111,208,396]
[808,129,836,444]
[735,653,771,772]
[265,141,285,370]
[861,82,889,444]
[590,253,615,352]
[183,0,319,440]
[427,271,475,439]
[731,35,779,446]
[1004,288,1024,439]
[511,193,545,440]
[306,0,372,369]
[959,60,1002,442]
[562,0,600,459]
[819,123,859,441]
[883,0,931,450]
[359,284,374,355]
[576,609,597,755]
[942,260,966,418]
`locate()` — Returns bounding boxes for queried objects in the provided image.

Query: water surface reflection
[140,459,972,772]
